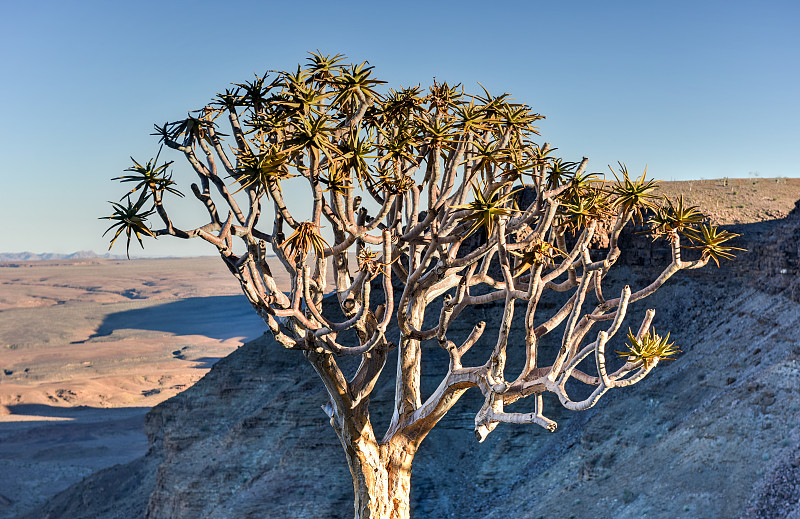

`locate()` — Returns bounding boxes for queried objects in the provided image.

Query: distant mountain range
[0,251,125,262]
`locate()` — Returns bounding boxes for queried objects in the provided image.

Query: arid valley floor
[0,257,267,516]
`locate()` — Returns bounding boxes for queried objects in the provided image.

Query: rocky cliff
[24,204,800,519]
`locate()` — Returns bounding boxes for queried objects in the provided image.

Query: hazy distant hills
[0,251,124,262]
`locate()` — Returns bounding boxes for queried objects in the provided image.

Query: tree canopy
[103,52,741,519]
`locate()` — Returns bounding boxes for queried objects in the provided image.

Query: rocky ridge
[21,191,800,519]
[0,251,125,262]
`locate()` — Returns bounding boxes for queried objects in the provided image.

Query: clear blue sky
[1,0,798,256]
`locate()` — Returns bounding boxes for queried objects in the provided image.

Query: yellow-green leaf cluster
[280,221,329,261]
[616,328,679,367]
[453,182,522,238]
[100,194,156,259]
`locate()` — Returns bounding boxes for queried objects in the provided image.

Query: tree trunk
[344,436,416,519]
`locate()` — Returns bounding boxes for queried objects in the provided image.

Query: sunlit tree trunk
[344,436,415,519]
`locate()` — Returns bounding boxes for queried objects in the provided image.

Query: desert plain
[0,257,271,516]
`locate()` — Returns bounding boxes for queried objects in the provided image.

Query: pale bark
[344,437,415,519]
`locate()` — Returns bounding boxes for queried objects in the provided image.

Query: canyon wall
[24,204,800,519]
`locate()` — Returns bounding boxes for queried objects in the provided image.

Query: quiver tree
[103,52,741,519]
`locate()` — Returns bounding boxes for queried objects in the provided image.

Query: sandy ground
[0,257,277,516]
[0,257,272,411]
